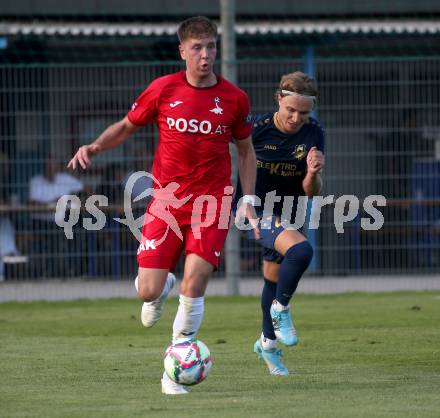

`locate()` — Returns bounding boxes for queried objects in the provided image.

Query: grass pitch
[1,291,439,418]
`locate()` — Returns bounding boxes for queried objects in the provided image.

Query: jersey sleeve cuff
[127,113,148,127]
[234,134,251,141]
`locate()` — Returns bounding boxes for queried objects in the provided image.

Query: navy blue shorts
[246,215,286,264]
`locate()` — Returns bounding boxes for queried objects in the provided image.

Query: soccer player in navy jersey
[68,16,258,394]
[235,71,325,375]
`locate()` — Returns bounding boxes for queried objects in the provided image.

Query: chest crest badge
[209,97,223,115]
[293,144,307,160]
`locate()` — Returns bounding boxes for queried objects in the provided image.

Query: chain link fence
[1,56,439,280]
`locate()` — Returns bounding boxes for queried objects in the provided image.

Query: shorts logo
[137,239,157,254]
[131,102,138,111]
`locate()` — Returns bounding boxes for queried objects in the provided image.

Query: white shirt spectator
[29,172,83,221]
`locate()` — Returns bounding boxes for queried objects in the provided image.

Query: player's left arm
[235,136,260,239]
[303,146,325,197]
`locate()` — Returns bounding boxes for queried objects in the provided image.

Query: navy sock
[276,241,313,306]
[261,278,277,340]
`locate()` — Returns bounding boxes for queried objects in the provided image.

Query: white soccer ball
[164,338,212,386]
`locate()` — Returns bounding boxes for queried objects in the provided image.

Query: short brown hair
[277,71,318,98]
[177,16,218,42]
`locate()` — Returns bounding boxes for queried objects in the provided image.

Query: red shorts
[137,201,230,270]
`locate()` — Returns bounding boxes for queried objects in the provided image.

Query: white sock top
[172,295,205,343]
[261,333,277,350]
[273,300,289,311]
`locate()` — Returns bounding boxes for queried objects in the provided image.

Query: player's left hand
[306,146,325,174]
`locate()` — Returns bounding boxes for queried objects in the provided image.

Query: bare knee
[137,269,168,301]
[138,283,161,302]
[263,261,280,282]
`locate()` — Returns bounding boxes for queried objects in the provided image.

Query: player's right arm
[234,135,261,240]
[68,116,141,170]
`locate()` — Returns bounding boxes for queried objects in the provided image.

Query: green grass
[1,292,440,418]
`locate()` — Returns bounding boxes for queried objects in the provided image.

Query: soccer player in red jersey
[68,16,258,394]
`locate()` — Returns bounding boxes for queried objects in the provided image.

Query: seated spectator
[0,151,27,281]
[28,156,84,277]
[29,156,84,212]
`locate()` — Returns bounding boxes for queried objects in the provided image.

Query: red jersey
[127,71,252,201]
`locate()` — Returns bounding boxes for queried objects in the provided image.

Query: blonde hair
[276,71,318,99]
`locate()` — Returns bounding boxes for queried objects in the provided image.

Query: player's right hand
[67,144,100,170]
[246,204,260,240]
[235,202,260,240]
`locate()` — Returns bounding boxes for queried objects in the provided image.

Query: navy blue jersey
[234,112,325,218]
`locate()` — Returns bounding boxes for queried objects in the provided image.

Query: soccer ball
[164,338,212,386]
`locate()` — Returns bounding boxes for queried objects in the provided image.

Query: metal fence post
[221,0,240,295]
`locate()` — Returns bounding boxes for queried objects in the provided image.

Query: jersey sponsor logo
[166,116,212,134]
[264,144,277,150]
[293,144,307,160]
[214,125,229,134]
[257,160,300,177]
[209,96,223,115]
[169,100,184,108]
